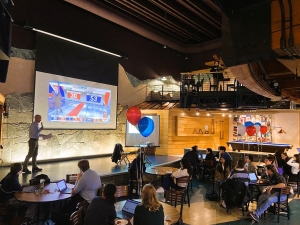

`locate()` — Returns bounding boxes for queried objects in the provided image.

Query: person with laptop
[250,164,286,222]
[133,184,164,225]
[0,163,37,219]
[57,159,101,224]
[84,183,117,225]
[286,154,300,182]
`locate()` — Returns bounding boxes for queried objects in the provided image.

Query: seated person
[218,146,232,169]
[133,184,164,225]
[183,145,200,176]
[245,155,256,173]
[0,163,36,219]
[205,148,217,166]
[162,158,192,190]
[58,159,101,224]
[215,156,230,184]
[130,152,146,180]
[287,154,300,182]
[261,155,283,178]
[84,183,117,225]
[281,152,292,176]
[229,159,250,186]
[250,164,286,222]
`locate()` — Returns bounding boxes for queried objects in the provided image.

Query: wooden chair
[264,186,291,222]
[76,200,88,213]
[165,190,185,225]
[0,203,31,225]
[175,176,190,207]
[116,185,129,200]
[70,209,83,225]
[66,174,77,184]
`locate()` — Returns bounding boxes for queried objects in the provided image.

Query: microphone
[41,122,43,128]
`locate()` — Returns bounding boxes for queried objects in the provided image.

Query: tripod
[143,147,152,166]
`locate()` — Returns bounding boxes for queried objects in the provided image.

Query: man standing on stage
[22,114,44,174]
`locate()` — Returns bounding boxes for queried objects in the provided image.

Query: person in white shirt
[287,154,300,182]
[171,158,193,188]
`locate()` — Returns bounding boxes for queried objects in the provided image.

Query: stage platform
[0,155,182,185]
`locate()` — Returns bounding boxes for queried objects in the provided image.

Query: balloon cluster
[126,107,154,137]
[237,122,268,136]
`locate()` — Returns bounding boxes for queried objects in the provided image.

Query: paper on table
[42,133,53,140]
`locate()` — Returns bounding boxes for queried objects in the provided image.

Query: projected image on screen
[48,80,111,123]
[34,71,117,130]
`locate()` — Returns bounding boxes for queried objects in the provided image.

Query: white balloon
[237,124,246,136]
[254,124,260,134]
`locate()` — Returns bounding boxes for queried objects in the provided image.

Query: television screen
[125,115,160,147]
[34,71,117,129]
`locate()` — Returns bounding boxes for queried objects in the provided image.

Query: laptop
[57,179,72,194]
[23,181,45,193]
[249,172,258,184]
[297,148,300,153]
[202,154,206,160]
[117,199,140,220]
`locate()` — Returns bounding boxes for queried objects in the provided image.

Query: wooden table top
[15,183,74,203]
[117,199,180,225]
[146,166,178,176]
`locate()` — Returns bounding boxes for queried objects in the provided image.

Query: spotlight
[207,112,210,116]
[185,55,189,60]
[163,45,167,49]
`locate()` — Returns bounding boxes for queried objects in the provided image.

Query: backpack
[30,174,50,185]
[205,190,219,201]
[222,179,250,209]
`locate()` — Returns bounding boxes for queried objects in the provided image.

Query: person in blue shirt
[218,146,232,169]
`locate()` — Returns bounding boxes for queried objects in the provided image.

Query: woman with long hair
[133,184,164,225]
[171,158,193,188]
[84,183,117,225]
[215,157,230,183]
[287,154,300,182]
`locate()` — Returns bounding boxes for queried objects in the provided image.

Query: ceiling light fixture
[161,76,167,81]
[163,45,167,48]
[32,28,122,58]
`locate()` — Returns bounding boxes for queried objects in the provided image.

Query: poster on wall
[233,114,272,142]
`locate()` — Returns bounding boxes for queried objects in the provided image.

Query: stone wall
[1,92,127,163]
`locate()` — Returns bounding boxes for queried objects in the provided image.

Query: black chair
[264,186,291,222]
[209,77,218,91]
[165,190,185,225]
[195,78,204,92]
[227,78,236,91]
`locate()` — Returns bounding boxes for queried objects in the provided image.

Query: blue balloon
[138,117,154,137]
[245,121,254,127]
[254,122,261,127]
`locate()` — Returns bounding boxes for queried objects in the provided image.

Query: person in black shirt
[0,163,36,219]
[205,148,217,166]
[210,61,223,91]
[281,152,292,177]
[183,145,200,177]
[130,152,146,180]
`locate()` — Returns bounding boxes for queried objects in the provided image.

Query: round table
[117,199,180,225]
[15,183,74,221]
[146,166,178,185]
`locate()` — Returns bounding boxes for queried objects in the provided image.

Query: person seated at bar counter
[183,145,200,176]
[133,184,164,225]
[84,183,117,225]
[205,148,217,166]
[245,155,256,173]
[0,163,36,219]
[250,164,286,222]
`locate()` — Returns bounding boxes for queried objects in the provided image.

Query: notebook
[117,199,140,220]
[249,172,258,184]
[23,181,45,193]
[56,179,72,194]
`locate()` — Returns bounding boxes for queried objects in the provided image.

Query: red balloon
[126,106,141,125]
[260,126,268,134]
[246,126,256,136]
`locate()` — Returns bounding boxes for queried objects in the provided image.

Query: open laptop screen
[249,172,258,182]
[57,179,67,191]
[122,199,139,214]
